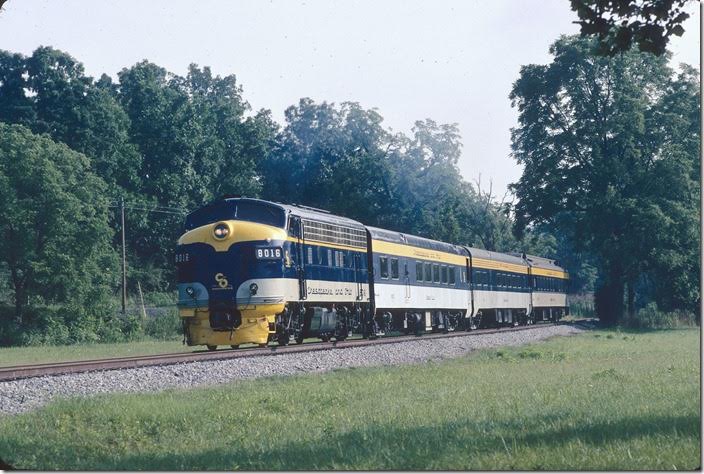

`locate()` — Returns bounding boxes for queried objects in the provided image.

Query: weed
[591,368,624,381]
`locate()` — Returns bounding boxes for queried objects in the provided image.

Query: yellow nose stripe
[177,220,288,251]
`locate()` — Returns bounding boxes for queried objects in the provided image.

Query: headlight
[213,222,230,239]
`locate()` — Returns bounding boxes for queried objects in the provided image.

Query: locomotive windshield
[184,199,286,230]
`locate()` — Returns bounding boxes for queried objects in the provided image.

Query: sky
[0,0,699,196]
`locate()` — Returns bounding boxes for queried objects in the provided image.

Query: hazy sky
[0,0,699,196]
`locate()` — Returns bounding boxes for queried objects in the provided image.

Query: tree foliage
[0,123,118,334]
[570,0,691,56]
[0,47,142,193]
[510,35,700,323]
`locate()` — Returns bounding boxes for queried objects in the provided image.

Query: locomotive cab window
[287,216,301,237]
[390,258,399,279]
[185,199,286,230]
[380,256,389,279]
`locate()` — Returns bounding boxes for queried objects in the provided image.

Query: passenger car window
[424,263,432,282]
[441,266,448,284]
[380,256,389,279]
[416,261,424,282]
[433,264,440,283]
[390,258,399,279]
[449,267,456,285]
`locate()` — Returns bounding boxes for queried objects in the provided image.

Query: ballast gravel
[0,324,584,416]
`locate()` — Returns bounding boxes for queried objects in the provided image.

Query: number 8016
[256,247,282,259]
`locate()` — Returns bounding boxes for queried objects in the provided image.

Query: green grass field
[0,328,699,470]
[0,338,188,367]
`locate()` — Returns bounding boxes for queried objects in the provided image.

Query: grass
[0,335,360,368]
[0,328,700,470]
[0,338,187,367]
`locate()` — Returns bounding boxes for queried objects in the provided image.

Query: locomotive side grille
[302,219,367,249]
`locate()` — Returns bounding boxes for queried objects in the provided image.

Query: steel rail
[0,322,580,382]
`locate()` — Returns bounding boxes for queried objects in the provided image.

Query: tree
[263,99,396,224]
[264,100,483,245]
[116,61,277,288]
[510,35,699,323]
[570,0,691,56]
[0,47,142,194]
[0,123,118,324]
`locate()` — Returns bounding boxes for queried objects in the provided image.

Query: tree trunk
[595,265,624,326]
[9,266,25,325]
[13,286,24,324]
[627,281,636,319]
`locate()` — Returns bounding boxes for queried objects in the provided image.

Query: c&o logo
[214,273,229,288]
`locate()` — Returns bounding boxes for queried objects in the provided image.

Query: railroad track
[0,322,580,382]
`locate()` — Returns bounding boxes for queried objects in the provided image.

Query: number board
[256,247,282,260]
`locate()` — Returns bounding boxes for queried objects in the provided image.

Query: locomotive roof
[366,226,467,256]
[277,202,366,229]
[212,197,366,230]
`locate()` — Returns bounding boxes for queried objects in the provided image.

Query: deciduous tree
[510,35,699,323]
[0,123,118,323]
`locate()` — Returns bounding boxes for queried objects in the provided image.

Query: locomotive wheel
[206,345,217,351]
[277,334,290,346]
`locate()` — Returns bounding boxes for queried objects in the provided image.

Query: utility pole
[120,197,127,314]
[137,281,147,321]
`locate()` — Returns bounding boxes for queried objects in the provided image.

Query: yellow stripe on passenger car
[178,220,288,252]
[531,267,569,279]
[371,239,468,266]
[472,258,529,274]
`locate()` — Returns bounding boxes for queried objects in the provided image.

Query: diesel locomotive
[175,197,569,350]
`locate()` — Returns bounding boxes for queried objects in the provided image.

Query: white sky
[0,0,699,196]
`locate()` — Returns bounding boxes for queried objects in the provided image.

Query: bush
[144,309,181,340]
[569,293,595,318]
[623,302,699,329]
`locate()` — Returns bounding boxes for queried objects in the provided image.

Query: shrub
[569,293,595,318]
[624,302,699,329]
[144,309,181,340]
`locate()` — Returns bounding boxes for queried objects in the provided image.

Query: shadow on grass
[85,413,699,470]
[0,457,14,470]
